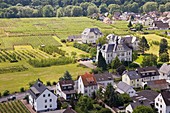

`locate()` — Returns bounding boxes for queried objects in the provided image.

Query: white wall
[125,104,133,113]
[77,77,85,94]
[36,89,57,112]
[82,32,102,44]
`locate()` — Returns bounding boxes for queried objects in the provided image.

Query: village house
[122,66,160,88]
[103,17,112,24]
[28,79,58,112]
[93,72,114,89]
[126,90,159,113]
[159,63,170,81]
[116,81,136,97]
[155,90,170,113]
[149,21,169,30]
[56,80,76,101]
[81,28,103,44]
[77,72,97,97]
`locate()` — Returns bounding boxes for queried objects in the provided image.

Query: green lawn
[139,34,170,56]
[0,62,90,93]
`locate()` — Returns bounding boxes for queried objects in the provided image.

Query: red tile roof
[80,72,97,87]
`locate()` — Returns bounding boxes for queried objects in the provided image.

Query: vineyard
[0,49,55,63]
[0,100,30,113]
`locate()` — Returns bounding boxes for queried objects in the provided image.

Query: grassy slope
[0,61,90,93]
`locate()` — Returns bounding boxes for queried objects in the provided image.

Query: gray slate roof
[137,66,159,78]
[159,63,170,75]
[123,70,141,80]
[28,79,47,99]
[94,72,114,82]
[161,90,170,106]
[82,28,102,35]
[117,81,132,92]
[147,79,169,90]
[130,90,159,109]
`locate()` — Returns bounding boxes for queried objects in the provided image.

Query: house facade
[81,28,103,44]
[122,67,160,88]
[97,42,132,64]
[159,63,170,80]
[77,73,97,97]
[155,90,170,113]
[93,72,114,88]
[28,80,57,112]
[56,80,76,101]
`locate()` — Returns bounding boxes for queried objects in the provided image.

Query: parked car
[7,96,16,101]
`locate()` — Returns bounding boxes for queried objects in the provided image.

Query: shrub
[20,87,25,92]
[73,42,91,53]
[61,39,66,43]
[0,92,1,97]
[46,81,51,86]
[52,81,57,85]
[129,62,140,68]
[3,90,10,96]
[62,102,68,109]
[157,62,164,68]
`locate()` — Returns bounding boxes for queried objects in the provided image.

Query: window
[43,94,45,97]
[137,79,139,82]
[50,99,52,102]
[160,105,162,108]
[45,99,47,103]
[156,103,159,106]
[50,104,52,107]
[85,90,87,93]
[45,105,47,108]
[160,110,162,113]
[108,54,109,57]
[48,94,50,97]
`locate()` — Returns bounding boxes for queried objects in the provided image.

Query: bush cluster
[28,57,75,67]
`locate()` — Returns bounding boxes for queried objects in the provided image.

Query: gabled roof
[159,63,170,75]
[94,72,114,82]
[130,90,158,109]
[161,90,170,106]
[153,21,169,28]
[63,107,77,113]
[79,72,97,87]
[28,79,47,99]
[137,66,159,78]
[117,81,132,92]
[123,70,141,80]
[82,28,102,35]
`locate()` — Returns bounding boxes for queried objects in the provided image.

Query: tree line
[0,0,170,18]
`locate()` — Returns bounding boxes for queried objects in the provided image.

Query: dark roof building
[147,79,169,90]
[153,21,169,29]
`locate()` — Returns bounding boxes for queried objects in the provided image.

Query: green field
[0,100,30,113]
[0,62,90,93]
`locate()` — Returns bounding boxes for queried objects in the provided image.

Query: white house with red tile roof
[77,72,97,97]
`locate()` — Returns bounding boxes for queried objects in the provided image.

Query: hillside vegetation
[0,0,170,18]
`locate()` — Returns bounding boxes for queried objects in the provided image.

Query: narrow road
[79,60,97,69]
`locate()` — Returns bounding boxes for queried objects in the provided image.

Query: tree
[111,56,122,69]
[87,5,99,16]
[159,38,168,55]
[104,83,123,107]
[71,6,82,17]
[99,4,108,13]
[143,2,158,13]
[128,21,132,28]
[159,5,165,12]
[20,87,25,92]
[159,53,169,62]
[56,7,64,17]
[165,2,170,11]
[42,5,54,17]
[121,93,132,103]
[77,95,94,112]
[46,81,51,86]
[135,23,143,31]
[108,4,120,14]
[116,65,126,75]
[63,71,72,80]
[97,51,107,70]
[141,54,157,67]
[133,105,154,113]
[64,5,72,17]
[3,90,10,96]
[138,36,149,54]
[71,51,77,58]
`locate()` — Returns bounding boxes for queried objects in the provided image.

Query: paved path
[79,60,97,69]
